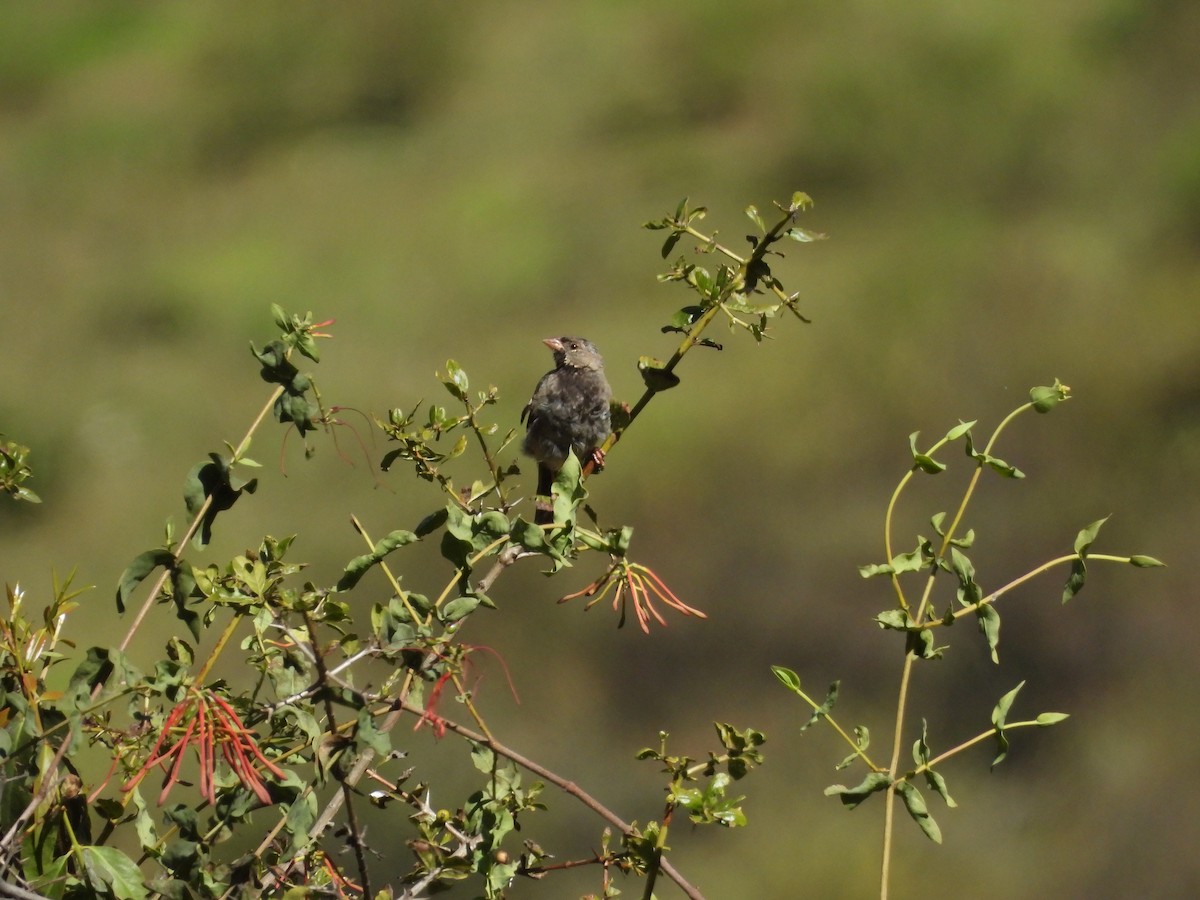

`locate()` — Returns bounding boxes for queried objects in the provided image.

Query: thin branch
[389,698,707,900]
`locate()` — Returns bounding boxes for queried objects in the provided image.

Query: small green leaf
[924,767,956,809]
[945,420,976,441]
[858,562,894,578]
[115,550,176,613]
[890,539,935,575]
[745,205,765,232]
[949,547,982,605]
[991,681,1025,768]
[875,609,913,631]
[661,231,682,258]
[1062,558,1087,604]
[913,718,931,766]
[912,724,960,811]
[1064,516,1109,602]
[835,726,870,770]
[337,530,420,591]
[908,433,946,474]
[1074,516,1110,555]
[824,772,892,809]
[963,431,1024,478]
[785,226,826,242]
[992,681,1025,729]
[1036,712,1070,726]
[1129,555,1165,568]
[992,731,1011,770]
[638,356,681,392]
[771,665,801,693]
[950,528,976,548]
[897,782,942,843]
[414,507,449,537]
[906,628,943,660]
[975,602,1001,664]
[800,681,839,732]
[446,359,469,395]
[790,191,814,211]
[440,594,482,624]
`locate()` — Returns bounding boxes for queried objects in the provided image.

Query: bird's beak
[543,337,564,352]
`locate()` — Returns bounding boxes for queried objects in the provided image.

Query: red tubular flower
[413,670,451,739]
[559,560,706,634]
[122,688,284,806]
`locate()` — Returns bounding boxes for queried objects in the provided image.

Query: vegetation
[2,4,1196,897]
[0,194,1163,898]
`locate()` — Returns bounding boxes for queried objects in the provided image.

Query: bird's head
[544,336,604,371]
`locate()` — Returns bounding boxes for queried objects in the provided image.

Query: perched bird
[521,336,612,524]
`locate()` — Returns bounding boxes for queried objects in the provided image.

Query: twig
[390,698,706,900]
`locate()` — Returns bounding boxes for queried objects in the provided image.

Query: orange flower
[559,560,706,634]
[122,689,285,806]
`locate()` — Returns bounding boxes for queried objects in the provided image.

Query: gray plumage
[521,336,612,523]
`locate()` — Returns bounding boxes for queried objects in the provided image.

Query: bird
[521,336,612,524]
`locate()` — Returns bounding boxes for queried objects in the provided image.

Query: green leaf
[1036,712,1069,726]
[661,231,682,258]
[745,205,765,232]
[992,681,1024,729]
[440,593,482,624]
[945,420,976,441]
[414,507,449,537]
[444,359,469,399]
[771,665,801,694]
[69,647,117,696]
[906,627,942,660]
[925,767,956,808]
[912,718,931,766]
[115,550,176,613]
[470,740,496,774]
[949,548,982,606]
[975,602,1001,664]
[790,191,814,211]
[356,705,392,756]
[1074,516,1110,554]
[337,530,420,591]
[638,356,681,391]
[875,609,913,631]
[991,681,1025,769]
[800,681,839,733]
[183,453,258,548]
[897,782,942,843]
[81,846,149,900]
[1129,555,1165,568]
[786,226,826,242]
[908,433,946,474]
[873,538,935,578]
[858,562,894,578]
[1063,516,1109,603]
[835,726,870,770]
[509,516,566,566]
[963,431,1024,478]
[824,772,892,809]
[1062,558,1087,604]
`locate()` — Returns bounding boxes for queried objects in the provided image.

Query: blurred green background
[2,2,1198,897]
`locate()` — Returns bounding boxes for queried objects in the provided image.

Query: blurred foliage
[0,1,1197,896]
